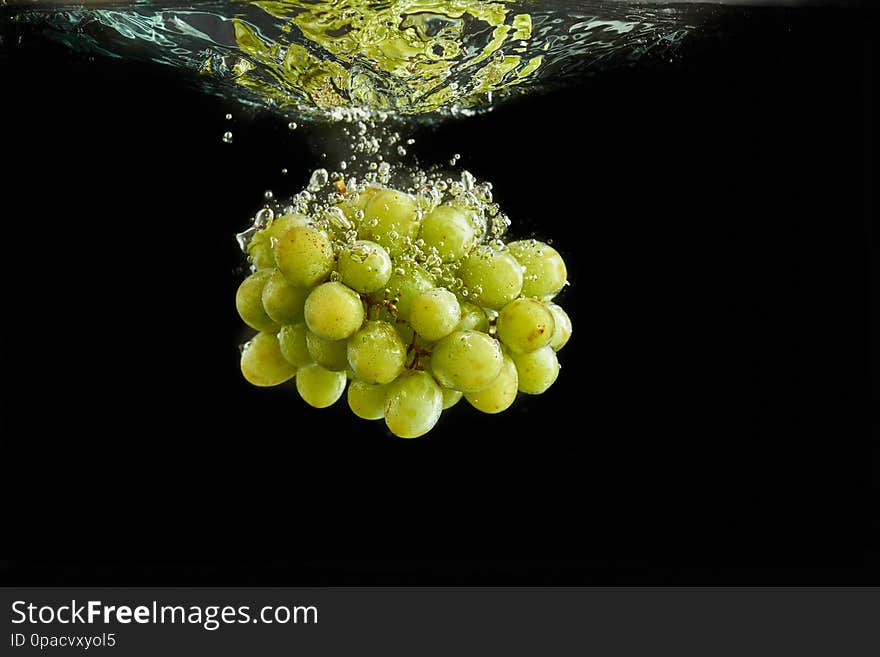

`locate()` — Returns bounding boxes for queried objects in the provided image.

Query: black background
[1,3,875,585]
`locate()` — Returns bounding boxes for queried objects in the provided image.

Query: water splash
[2,0,706,121]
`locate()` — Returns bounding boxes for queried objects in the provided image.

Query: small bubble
[255,207,274,228]
[397,146,407,156]
[264,190,274,200]
[281,168,288,175]
[339,161,348,171]
[225,113,233,120]
[222,131,233,144]
[308,169,329,192]
[288,122,298,130]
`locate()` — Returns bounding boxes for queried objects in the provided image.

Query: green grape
[409,288,461,342]
[459,245,524,310]
[278,323,312,368]
[547,303,572,352]
[306,330,350,371]
[431,330,504,393]
[511,345,560,394]
[465,354,518,414]
[441,386,463,410]
[261,270,308,325]
[372,260,434,322]
[508,239,568,299]
[418,204,477,262]
[248,212,311,270]
[304,281,365,341]
[394,317,416,347]
[384,370,443,439]
[347,380,389,420]
[456,300,490,333]
[347,320,407,384]
[339,185,381,223]
[240,331,297,387]
[337,240,393,293]
[236,269,280,333]
[295,363,347,408]
[496,297,555,353]
[359,188,421,256]
[273,225,335,287]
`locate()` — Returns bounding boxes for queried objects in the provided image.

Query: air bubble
[308,169,329,192]
[221,131,233,143]
[255,207,274,228]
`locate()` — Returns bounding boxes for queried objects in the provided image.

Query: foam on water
[3,0,708,121]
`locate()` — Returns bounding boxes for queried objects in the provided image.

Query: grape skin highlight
[296,363,347,408]
[347,320,407,384]
[304,281,365,341]
[236,269,280,333]
[496,297,555,354]
[274,225,335,287]
[384,370,443,439]
[459,246,524,310]
[240,332,297,387]
[431,330,504,393]
[409,288,461,342]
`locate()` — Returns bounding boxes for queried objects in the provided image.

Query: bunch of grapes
[236,174,572,438]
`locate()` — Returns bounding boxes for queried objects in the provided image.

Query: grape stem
[408,334,431,371]
[363,292,398,320]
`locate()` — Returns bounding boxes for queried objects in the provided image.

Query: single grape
[511,345,560,394]
[236,269,280,333]
[384,370,443,439]
[371,260,434,322]
[306,330,350,371]
[456,300,490,333]
[465,354,518,414]
[418,204,477,262]
[359,188,420,256]
[347,320,407,384]
[261,270,308,325]
[347,380,389,420]
[458,245,523,310]
[496,297,556,353]
[409,288,461,342]
[247,212,311,270]
[295,363,347,408]
[304,281,365,341]
[337,240,393,294]
[441,386,463,410]
[547,303,572,351]
[273,225,335,288]
[508,239,568,300]
[240,332,297,387]
[431,330,504,393]
[278,323,312,368]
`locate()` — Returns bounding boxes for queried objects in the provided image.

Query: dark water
[0,3,873,582]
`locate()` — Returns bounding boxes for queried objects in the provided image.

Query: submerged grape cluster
[235,168,572,438]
